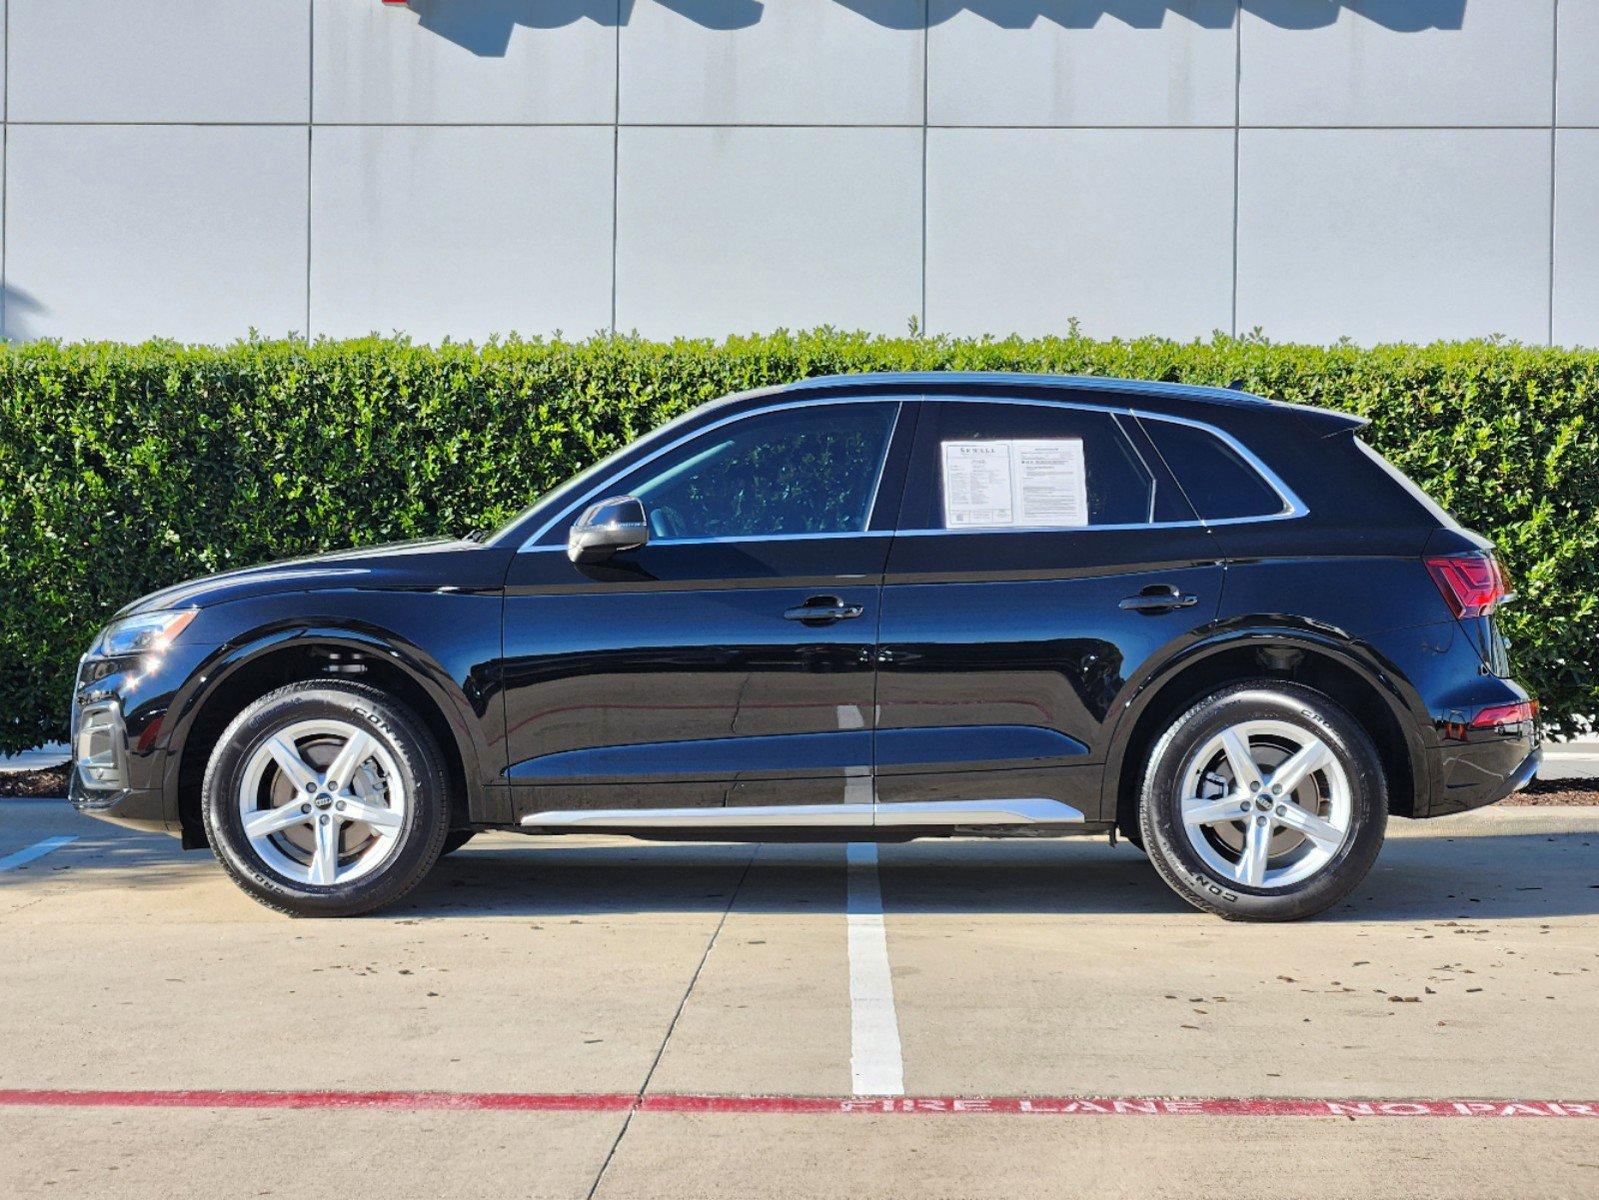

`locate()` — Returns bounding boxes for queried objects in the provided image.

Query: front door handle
[1119,585,1198,613]
[783,596,865,624]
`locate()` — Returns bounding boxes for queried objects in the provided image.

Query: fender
[158,620,500,831]
[1097,619,1436,820]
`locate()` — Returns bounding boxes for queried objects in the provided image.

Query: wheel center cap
[1255,796,1272,811]
[313,793,333,810]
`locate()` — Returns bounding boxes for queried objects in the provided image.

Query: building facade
[2,1,1594,346]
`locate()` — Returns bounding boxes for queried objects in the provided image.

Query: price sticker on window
[941,439,1088,529]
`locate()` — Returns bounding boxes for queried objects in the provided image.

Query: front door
[875,398,1224,822]
[501,400,907,820]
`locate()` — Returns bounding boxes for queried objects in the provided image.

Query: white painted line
[0,836,77,873]
[846,842,904,1097]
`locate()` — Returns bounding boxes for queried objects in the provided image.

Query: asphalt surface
[2,798,1597,1199]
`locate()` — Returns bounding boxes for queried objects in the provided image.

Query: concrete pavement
[2,798,1596,1199]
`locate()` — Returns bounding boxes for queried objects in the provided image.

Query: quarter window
[620,402,899,541]
[1138,418,1287,521]
[901,401,1193,530]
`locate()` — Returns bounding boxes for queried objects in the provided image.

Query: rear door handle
[1119,585,1198,613]
[784,596,865,624]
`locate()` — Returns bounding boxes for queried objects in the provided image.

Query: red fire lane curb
[1,1090,1596,1119]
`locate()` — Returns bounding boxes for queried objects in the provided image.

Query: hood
[117,538,508,616]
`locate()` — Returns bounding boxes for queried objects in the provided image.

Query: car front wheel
[1139,681,1387,921]
[202,682,450,917]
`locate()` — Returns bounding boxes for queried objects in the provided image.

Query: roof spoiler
[1223,381,1368,437]
[1290,404,1369,438]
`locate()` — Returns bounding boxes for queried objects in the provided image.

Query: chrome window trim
[515,391,1306,552]
[518,396,908,551]
[516,529,896,553]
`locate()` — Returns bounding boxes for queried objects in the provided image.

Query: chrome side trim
[519,798,1085,829]
[874,799,1086,826]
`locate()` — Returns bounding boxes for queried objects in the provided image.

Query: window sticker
[941,439,1088,529]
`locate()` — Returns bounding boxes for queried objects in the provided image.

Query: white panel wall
[927,0,1237,127]
[926,129,1234,339]
[1553,130,1599,347]
[1239,0,1554,126]
[620,0,923,125]
[9,0,310,122]
[616,127,922,337]
[1236,130,1552,345]
[1559,0,1599,126]
[312,0,615,123]
[1,1,1593,347]
[5,125,308,342]
[310,126,615,341]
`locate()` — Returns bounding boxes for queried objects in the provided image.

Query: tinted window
[901,401,1192,530]
[621,402,898,540]
[1139,418,1286,521]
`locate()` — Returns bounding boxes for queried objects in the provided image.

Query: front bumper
[68,774,171,835]
[68,641,215,837]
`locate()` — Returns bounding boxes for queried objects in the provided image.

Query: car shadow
[393,824,1599,922]
[17,800,1593,923]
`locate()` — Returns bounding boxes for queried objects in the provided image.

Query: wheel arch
[1102,628,1432,838]
[163,625,491,848]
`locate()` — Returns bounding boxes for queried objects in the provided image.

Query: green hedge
[2,331,1595,753]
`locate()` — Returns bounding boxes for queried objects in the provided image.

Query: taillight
[1469,699,1538,730]
[1424,552,1508,619]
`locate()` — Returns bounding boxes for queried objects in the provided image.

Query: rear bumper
[1428,742,1541,818]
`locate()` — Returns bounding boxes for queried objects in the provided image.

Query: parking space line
[846,842,904,1097]
[0,836,77,873]
[2,1089,1594,1119]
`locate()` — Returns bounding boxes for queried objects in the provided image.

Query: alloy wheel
[1177,718,1352,890]
[235,718,408,887]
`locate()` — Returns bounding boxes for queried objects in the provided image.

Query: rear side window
[900,401,1192,530]
[1139,418,1287,521]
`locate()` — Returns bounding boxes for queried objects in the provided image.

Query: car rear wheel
[1138,681,1386,921]
[202,682,450,917]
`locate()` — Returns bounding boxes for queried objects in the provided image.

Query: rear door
[875,397,1224,822]
[501,399,910,819]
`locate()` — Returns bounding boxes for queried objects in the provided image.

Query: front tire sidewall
[203,684,450,917]
[1140,682,1387,922]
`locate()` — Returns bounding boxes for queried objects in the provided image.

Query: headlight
[93,609,198,657]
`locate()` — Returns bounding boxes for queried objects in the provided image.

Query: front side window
[618,402,899,541]
[900,401,1192,531]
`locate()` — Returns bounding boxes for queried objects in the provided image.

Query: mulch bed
[2,764,1595,804]
[0,764,70,798]
[1504,776,1599,806]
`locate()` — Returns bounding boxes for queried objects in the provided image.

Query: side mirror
[567,496,650,564]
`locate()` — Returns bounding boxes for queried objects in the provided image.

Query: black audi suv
[70,373,1539,919]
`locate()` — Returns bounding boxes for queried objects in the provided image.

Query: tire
[440,830,476,857]
[1138,681,1387,921]
[202,681,451,917]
